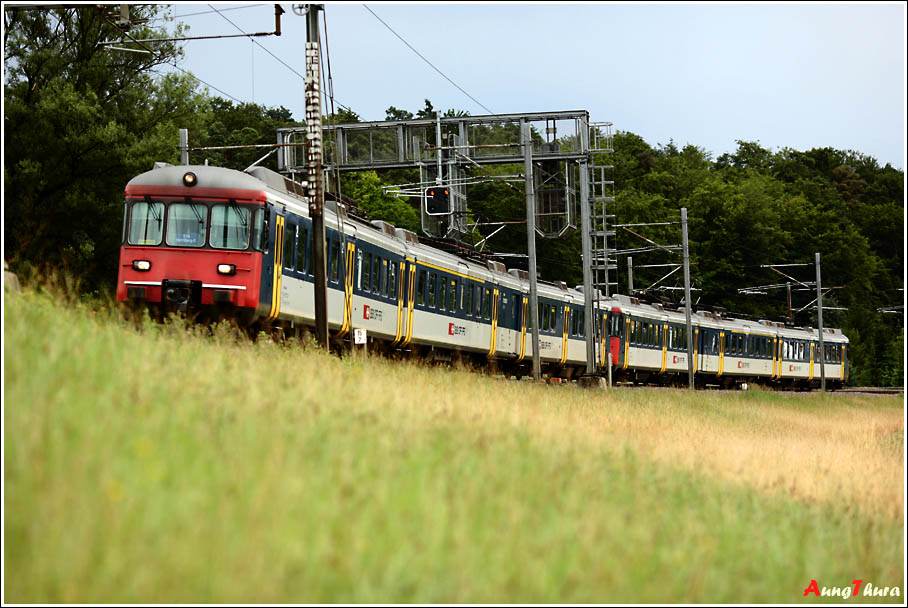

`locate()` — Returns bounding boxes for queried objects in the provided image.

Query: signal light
[425,186,450,216]
[217,264,236,275]
[132,260,151,271]
[183,171,197,187]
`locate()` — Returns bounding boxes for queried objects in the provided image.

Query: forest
[4,6,904,385]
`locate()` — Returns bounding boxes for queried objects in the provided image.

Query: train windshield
[210,204,252,250]
[127,201,164,246]
[165,203,208,247]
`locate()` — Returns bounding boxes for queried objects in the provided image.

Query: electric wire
[101,14,243,104]
[362,4,494,115]
[207,4,353,113]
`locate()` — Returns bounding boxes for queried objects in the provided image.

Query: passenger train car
[117,163,849,389]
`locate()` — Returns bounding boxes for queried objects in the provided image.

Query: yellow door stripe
[771,338,777,379]
[516,296,528,362]
[337,242,355,338]
[600,313,607,368]
[266,216,285,322]
[809,342,815,380]
[660,323,668,373]
[392,260,405,346]
[559,305,570,366]
[623,317,630,370]
[403,260,416,346]
[720,332,728,376]
[487,289,499,357]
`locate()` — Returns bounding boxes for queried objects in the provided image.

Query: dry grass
[446,385,906,519]
[4,288,904,602]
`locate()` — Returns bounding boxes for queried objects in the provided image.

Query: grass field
[4,289,905,603]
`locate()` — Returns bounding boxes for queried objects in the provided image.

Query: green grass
[4,290,904,603]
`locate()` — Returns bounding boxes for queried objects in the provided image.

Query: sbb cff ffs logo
[425,186,450,215]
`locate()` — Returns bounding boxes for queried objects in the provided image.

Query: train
[116,162,849,389]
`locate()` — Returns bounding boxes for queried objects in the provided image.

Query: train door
[397,257,417,347]
[259,204,286,323]
[496,288,512,356]
[604,308,623,368]
[515,292,529,363]
[487,285,500,358]
[387,255,406,346]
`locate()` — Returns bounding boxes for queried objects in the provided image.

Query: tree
[4,5,207,289]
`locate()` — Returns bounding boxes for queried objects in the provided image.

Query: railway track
[834,386,904,396]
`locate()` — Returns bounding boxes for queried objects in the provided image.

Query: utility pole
[306,4,329,349]
[816,252,825,391]
[786,282,792,324]
[627,256,634,293]
[179,129,189,165]
[521,119,541,381]
[681,208,694,390]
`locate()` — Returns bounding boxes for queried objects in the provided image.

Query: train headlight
[183,171,198,187]
[217,264,236,276]
[132,260,151,271]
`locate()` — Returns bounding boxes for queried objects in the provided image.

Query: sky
[161,2,906,168]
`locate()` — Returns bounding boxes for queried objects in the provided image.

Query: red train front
[116,164,270,323]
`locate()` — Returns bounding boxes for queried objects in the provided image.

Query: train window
[121,203,128,244]
[372,256,381,293]
[464,282,473,316]
[355,250,363,289]
[296,227,308,273]
[252,208,267,252]
[362,252,372,292]
[381,259,389,296]
[578,310,584,337]
[416,270,425,306]
[427,273,437,308]
[329,240,340,282]
[474,286,483,318]
[127,200,164,246]
[482,288,491,319]
[282,222,294,269]
[210,204,252,250]
[449,280,457,312]
[165,203,208,248]
[439,277,447,311]
[388,262,397,299]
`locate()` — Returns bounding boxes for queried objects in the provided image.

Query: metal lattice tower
[589,123,616,301]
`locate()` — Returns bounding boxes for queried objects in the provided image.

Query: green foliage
[194,97,299,171]
[3,6,207,291]
[2,11,901,387]
[340,171,420,232]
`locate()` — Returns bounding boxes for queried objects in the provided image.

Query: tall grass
[4,289,904,603]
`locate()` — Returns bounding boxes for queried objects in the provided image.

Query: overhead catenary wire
[207,4,353,114]
[101,14,244,104]
[362,3,494,115]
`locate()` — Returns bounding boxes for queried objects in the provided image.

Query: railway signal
[425,186,450,215]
